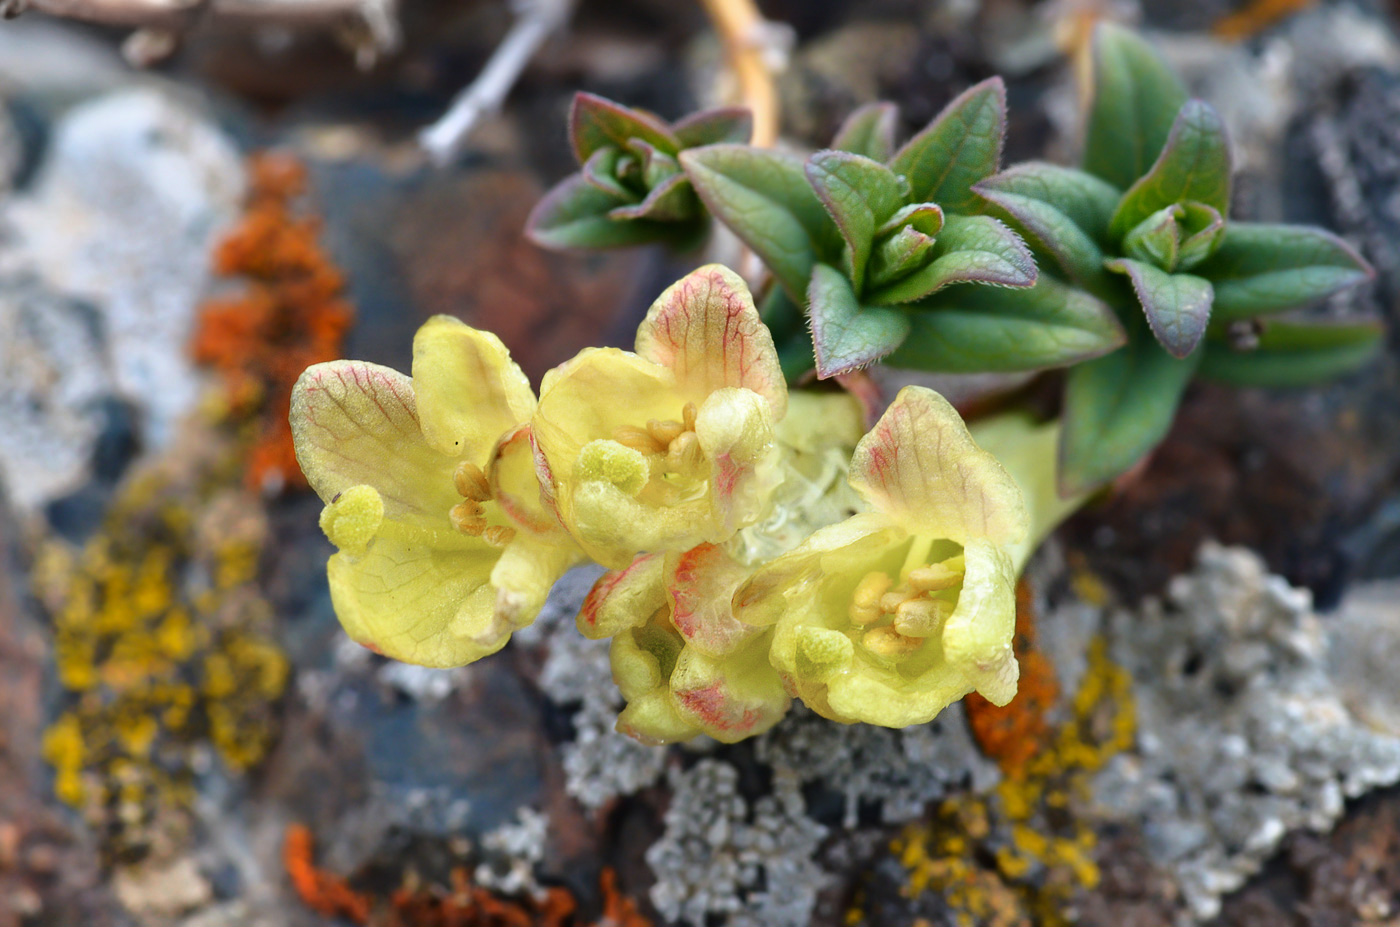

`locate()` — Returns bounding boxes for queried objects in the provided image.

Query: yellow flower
[531,264,788,568]
[579,391,867,744]
[735,386,1030,728]
[291,316,580,668]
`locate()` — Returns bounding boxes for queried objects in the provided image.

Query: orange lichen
[964,581,1059,777]
[191,151,354,494]
[284,824,651,927]
[284,823,373,923]
[1213,0,1318,40]
[893,635,1136,927]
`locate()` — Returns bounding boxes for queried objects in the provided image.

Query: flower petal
[633,264,787,420]
[490,538,582,641]
[669,639,790,743]
[327,530,504,668]
[412,316,536,459]
[695,386,781,540]
[940,536,1019,705]
[667,544,761,656]
[849,386,1028,545]
[291,361,458,530]
[578,552,667,640]
[488,423,567,538]
[733,512,900,628]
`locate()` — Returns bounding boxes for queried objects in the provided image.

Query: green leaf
[887,275,1125,373]
[1194,222,1375,321]
[627,139,683,188]
[973,162,1119,289]
[831,102,900,162]
[864,214,1035,305]
[805,150,907,291]
[869,226,937,289]
[808,263,911,378]
[1109,100,1232,240]
[1199,319,1383,387]
[1175,202,1226,270]
[570,92,680,163]
[681,144,839,301]
[1058,327,1200,495]
[526,174,669,250]
[608,172,698,221]
[580,147,635,199]
[1121,205,1181,270]
[1082,23,1189,190]
[673,107,753,147]
[878,203,944,238]
[889,77,1006,213]
[1106,258,1214,358]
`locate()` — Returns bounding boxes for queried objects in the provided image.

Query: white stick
[418,0,574,167]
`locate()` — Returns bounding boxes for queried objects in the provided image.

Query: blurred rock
[0,88,243,512]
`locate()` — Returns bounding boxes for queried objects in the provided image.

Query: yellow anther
[682,401,698,433]
[863,625,921,659]
[894,597,952,637]
[647,419,685,445]
[880,587,919,614]
[482,525,516,548]
[450,502,486,535]
[853,571,892,607]
[908,563,963,593]
[666,430,702,471]
[453,461,492,502]
[613,425,666,455]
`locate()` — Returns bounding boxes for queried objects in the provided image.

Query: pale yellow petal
[666,543,762,656]
[733,512,900,628]
[669,638,789,743]
[634,264,787,420]
[490,537,583,640]
[849,386,1028,545]
[578,552,668,640]
[291,361,460,531]
[940,536,1019,705]
[326,529,504,668]
[411,315,536,459]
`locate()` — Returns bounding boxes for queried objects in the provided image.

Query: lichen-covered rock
[0,88,243,511]
[646,759,828,927]
[757,703,998,828]
[1095,542,1400,920]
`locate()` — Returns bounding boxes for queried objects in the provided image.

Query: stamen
[849,572,892,625]
[453,461,492,502]
[647,419,685,445]
[482,525,516,548]
[880,587,919,614]
[863,626,920,658]
[450,502,486,535]
[908,557,964,593]
[666,431,702,471]
[613,426,665,455]
[894,597,951,637]
[682,401,698,433]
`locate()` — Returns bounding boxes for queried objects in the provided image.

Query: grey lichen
[757,703,999,828]
[473,806,549,897]
[646,759,828,927]
[1095,542,1400,921]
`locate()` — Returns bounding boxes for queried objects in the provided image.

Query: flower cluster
[291,266,1028,742]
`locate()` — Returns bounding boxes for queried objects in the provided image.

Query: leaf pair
[991,23,1378,494]
[526,93,751,251]
[684,80,1051,378]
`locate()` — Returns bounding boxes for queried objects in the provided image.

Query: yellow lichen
[37,430,289,861]
[889,636,1135,927]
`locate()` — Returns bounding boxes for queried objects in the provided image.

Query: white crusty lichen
[646,760,828,927]
[534,567,668,809]
[756,703,999,828]
[1095,542,1400,921]
[473,806,549,897]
